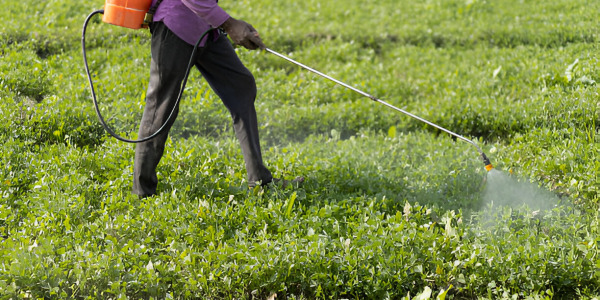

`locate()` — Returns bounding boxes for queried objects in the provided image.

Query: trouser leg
[132,23,193,196]
[133,23,273,195]
[194,34,272,187]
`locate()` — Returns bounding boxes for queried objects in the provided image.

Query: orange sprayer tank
[102,0,152,29]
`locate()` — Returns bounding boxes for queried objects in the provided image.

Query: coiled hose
[82,9,213,143]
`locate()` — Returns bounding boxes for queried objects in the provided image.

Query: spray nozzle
[481,152,494,171]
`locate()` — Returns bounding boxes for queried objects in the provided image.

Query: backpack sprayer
[82,0,494,171]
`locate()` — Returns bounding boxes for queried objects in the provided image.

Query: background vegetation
[1,0,598,298]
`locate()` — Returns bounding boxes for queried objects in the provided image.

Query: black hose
[82,10,213,143]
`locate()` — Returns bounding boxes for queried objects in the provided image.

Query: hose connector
[142,12,153,28]
[481,152,494,171]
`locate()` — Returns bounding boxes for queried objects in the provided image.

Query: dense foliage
[1,0,598,298]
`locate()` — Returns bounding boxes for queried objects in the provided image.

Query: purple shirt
[151,0,230,46]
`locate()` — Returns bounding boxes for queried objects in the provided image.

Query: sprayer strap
[143,0,165,28]
[148,0,164,15]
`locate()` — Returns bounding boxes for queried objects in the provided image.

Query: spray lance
[264,49,494,172]
[82,0,214,143]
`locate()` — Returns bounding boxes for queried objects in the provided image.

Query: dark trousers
[132,22,272,196]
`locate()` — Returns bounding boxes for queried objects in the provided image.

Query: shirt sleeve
[181,0,230,27]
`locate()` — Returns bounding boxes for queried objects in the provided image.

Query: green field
[1,0,599,298]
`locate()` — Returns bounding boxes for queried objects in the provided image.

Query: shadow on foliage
[3,99,105,148]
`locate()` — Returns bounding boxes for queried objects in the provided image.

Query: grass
[1,0,599,298]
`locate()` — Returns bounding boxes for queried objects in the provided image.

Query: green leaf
[388,125,397,138]
[285,192,297,218]
[414,286,432,300]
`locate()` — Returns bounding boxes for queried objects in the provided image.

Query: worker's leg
[132,22,194,197]
[194,33,273,187]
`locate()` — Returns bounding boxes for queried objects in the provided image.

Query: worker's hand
[220,17,266,50]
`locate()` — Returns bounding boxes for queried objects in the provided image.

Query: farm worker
[132,0,303,197]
